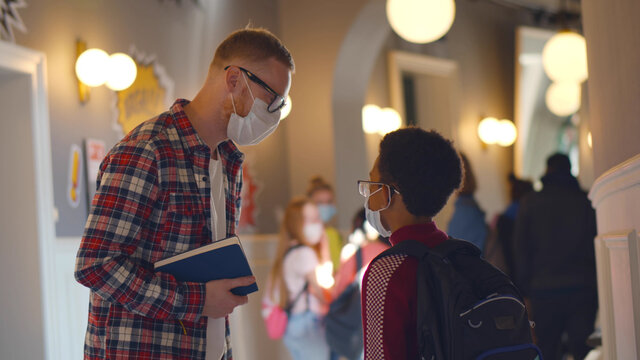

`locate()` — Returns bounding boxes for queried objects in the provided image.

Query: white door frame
[0,40,56,360]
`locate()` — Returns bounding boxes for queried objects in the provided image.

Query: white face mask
[365,202,392,238]
[227,72,281,146]
[303,223,324,245]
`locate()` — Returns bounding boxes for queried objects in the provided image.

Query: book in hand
[154,235,258,296]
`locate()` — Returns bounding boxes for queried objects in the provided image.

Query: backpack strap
[355,246,363,271]
[283,244,310,314]
[285,281,309,314]
[371,239,479,360]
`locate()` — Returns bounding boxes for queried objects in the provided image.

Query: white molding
[597,230,638,360]
[589,153,640,208]
[628,230,640,359]
[595,234,616,360]
[0,40,55,360]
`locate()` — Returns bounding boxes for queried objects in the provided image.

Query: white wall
[0,64,45,360]
[582,0,640,358]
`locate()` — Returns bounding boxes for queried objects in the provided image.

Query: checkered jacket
[75,99,244,359]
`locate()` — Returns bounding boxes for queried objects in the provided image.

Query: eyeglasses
[357,180,399,210]
[224,65,286,113]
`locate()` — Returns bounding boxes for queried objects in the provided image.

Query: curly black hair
[378,127,462,217]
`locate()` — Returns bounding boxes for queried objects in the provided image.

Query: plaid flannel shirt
[75,99,244,359]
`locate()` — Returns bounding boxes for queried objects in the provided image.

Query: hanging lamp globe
[545,81,581,117]
[386,0,456,44]
[542,30,588,83]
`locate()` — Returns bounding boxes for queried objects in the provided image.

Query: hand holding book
[154,236,259,296]
[202,276,255,318]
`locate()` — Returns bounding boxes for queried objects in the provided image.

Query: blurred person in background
[266,197,334,360]
[307,176,344,273]
[488,173,534,278]
[447,153,488,252]
[514,153,598,360]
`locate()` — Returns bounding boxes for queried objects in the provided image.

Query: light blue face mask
[317,204,337,223]
[365,201,392,238]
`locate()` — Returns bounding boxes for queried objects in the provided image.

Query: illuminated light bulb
[587,131,593,149]
[341,243,358,262]
[478,117,500,145]
[542,30,588,83]
[362,104,382,134]
[75,48,110,87]
[106,53,137,91]
[496,119,517,147]
[315,262,335,289]
[379,107,402,135]
[280,95,292,120]
[386,0,456,44]
[546,81,581,117]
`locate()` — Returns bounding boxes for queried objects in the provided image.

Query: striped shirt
[75,99,243,359]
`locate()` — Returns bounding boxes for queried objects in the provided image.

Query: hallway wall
[13,0,290,236]
[582,0,640,177]
[280,0,531,231]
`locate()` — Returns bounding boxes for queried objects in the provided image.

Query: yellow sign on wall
[114,49,174,135]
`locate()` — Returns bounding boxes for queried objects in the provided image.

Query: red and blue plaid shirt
[75,99,244,359]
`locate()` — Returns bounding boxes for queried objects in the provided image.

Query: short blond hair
[211,27,294,71]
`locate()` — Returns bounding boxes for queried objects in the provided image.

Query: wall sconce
[362,104,402,136]
[280,95,292,120]
[386,0,455,44]
[478,117,517,147]
[75,40,137,103]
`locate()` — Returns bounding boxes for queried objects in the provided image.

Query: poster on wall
[113,47,174,136]
[67,144,83,209]
[84,138,106,208]
[0,0,27,43]
[238,162,261,234]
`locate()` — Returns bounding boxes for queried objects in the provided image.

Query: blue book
[154,236,258,296]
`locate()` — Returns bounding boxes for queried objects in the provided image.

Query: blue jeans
[283,311,330,360]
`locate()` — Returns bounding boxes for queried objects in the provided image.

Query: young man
[75,28,293,359]
[359,127,462,359]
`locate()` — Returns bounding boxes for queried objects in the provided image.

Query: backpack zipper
[459,295,525,317]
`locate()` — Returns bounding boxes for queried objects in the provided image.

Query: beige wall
[582,0,640,177]
[279,0,369,206]
[284,0,527,230]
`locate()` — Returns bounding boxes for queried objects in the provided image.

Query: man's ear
[225,67,241,94]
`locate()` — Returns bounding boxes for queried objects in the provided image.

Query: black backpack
[373,238,542,360]
[325,247,364,359]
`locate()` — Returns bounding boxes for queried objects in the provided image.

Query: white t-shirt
[283,246,323,315]
[206,155,226,360]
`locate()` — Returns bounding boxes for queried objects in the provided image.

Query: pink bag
[261,278,308,340]
[262,302,288,339]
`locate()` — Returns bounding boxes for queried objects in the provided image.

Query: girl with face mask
[266,198,334,360]
[307,176,343,273]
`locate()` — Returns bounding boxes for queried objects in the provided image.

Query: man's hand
[202,276,255,318]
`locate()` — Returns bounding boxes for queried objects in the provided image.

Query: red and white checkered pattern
[75,99,244,359]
